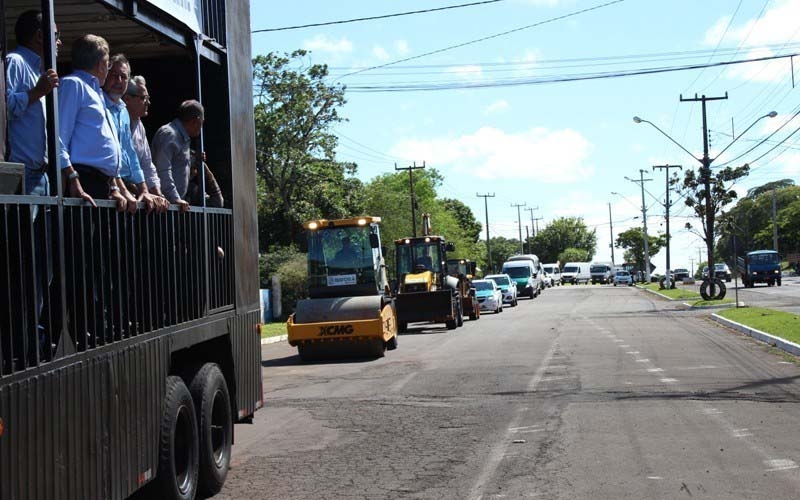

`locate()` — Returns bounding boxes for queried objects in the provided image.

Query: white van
[561,262,591,285]
[542,263,561,286]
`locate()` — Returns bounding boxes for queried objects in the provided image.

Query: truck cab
[737,250,782,288]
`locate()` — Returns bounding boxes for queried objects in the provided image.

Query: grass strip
[717,307,800,344]
[640,283,702,300]
[261,322,287,338]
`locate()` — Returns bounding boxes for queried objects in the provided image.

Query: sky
[250,0,800,275]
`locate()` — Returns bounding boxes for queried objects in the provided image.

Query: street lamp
[633,110,777,296]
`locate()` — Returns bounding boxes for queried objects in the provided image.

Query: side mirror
[370,233,380,248]
[445,242,455,252]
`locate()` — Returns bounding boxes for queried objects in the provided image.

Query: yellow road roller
[287,216,398,361]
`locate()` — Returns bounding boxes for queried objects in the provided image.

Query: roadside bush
[275,253,307,320]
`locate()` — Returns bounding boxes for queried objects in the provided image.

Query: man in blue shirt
[57,34,125,210]
[102,54,165,214]
[5,9,61,196]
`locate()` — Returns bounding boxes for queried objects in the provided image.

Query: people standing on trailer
[123,74,166,201]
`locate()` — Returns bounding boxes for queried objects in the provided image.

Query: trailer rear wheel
[190,364,232,497]
[157,376,199,500]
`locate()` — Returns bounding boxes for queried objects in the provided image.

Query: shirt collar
[73,69,102,92]
[16,45,41,70]
[172,118,191,142]
[103,92,126,111]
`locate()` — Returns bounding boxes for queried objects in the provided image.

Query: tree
[559,247,591,264]
[616,227,666,277]
[441,198,482,243]
[253,50,363,249]
[675,162,749,279]
[531,217,597,264]
[484,237,521,274]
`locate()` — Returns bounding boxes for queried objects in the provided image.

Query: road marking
[733,428,753,438]
[647,368,664,373]
[701,408,723,415]
[614,339,625,343]
[469,342,558,500]
[647,476,664,480]
[659,378,678,383]
[764,459,799,472]
[677,365,719,370]
[635,358,650,363]
[620,344,630,348]
[626,351,640,355]
[540,376,570,382]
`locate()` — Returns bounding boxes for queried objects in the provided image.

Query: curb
[711,313,800,357]
[261,334,287,345]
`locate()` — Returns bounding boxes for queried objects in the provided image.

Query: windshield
[616,270,630,276]
[473,281,493,291]
[307,224,379,288]
[750,252,780,264]
[543,266,554,273]
[563,266,578,273]
[487,276,510,286]
[590,265,608,273]
[396,240,443,275]
[504,266,531,278]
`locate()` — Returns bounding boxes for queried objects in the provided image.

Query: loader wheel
[371,338,386,358]
[456,301,464,327]
[469,307,478,321]
[190,364,232,497]
[446,318,457,330]
[157,376,199,500]
[386,335,398,350]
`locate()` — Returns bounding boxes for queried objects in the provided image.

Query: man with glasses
[102,54,165,213]
[123,75,165,200]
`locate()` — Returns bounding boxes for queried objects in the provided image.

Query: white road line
[733,429,753,438]
[635,359,650,363]
[764,459,799,472]
[647,368,664,373]
[626,351,640,355]
[659,378,678,383]
[468,342,558,500]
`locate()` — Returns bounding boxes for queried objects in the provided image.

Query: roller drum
[293,295,384,324]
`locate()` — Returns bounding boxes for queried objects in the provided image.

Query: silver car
[613,270,633,286]
[484,273,518,306]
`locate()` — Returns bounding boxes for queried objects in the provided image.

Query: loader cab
[305,217,388,299]
[395,237,454,292]
[446,258,477,279]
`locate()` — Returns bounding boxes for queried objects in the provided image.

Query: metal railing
[201,0,227,47]
[0,198,234,376]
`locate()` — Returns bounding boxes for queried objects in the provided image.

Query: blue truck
[736,250,782,287]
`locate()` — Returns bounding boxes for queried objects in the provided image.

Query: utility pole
[511,203,526,254]
[395,161,425,237]
[477,193,495,272]
[680,93,727,293]
[628,170,653,283]
[525,226,530,253]
[533,217,543,237]
[772,188,779,251]
[524,206,538,237]
[653,164,682,288]
[608,202,615,266]
[689,257,696,276]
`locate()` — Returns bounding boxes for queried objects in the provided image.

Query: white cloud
[704,0,800,83]
[485,99,509,114]
[372,45,390,61]
[303,34,353,54]
[394,40,410,56]
[446,65,484,81]
[389,126,593,182]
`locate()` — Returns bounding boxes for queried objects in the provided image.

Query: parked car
[613,270,634,286]
[473,279,503,313]
[702,263,732,282]
[561,262,591,285]
[485,273,518,306]
[672,268,691,282]
[542,263,561,286]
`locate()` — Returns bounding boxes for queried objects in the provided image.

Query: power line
[252,0,506,33]
[335,0,625,80]
[340,51,800,93]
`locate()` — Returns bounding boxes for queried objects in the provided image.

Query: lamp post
[633,109,776,297]
[624,172,652,283]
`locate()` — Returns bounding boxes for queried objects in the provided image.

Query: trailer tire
[190,364,232,497]
[157,376,199,500]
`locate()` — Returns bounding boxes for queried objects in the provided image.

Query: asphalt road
[218,285,800,499]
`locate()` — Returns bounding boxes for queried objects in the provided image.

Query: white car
[473,279,503,313]
[484,273,518,306]
[613,270,633,286]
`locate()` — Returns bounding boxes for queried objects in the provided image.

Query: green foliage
[718,307,800,344]
[485,237,522,274]
[274,253,308,320]
[717,183,800,259]
[362,169,483,276]
[616,227,666,274]
[253,50,364,249]
[559,247,590,264]
[676,163,749,264]
[531,216,597,263]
